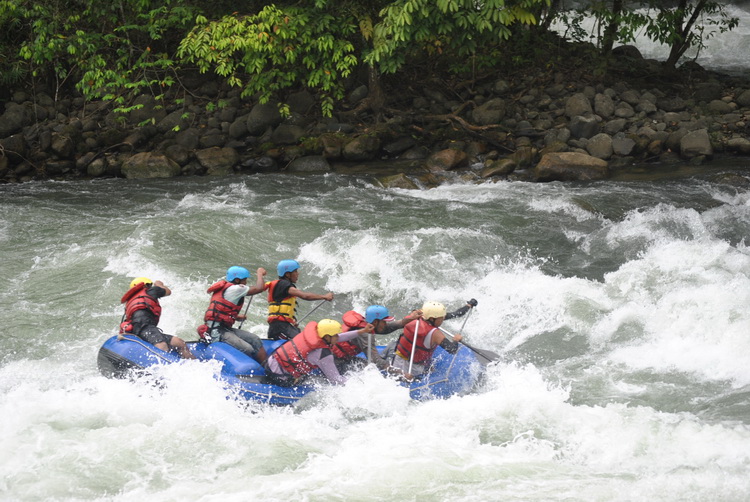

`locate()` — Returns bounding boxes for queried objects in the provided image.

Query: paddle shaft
[237,294,254,329]
[296,299,327,324]
[438,326,500,363]
[408,319,420,375]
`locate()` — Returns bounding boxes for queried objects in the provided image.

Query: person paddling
[332,304,421,375]
[264,259,334,341]
[120,277,195,359]
[265,319,374,386]
[198,266,268,365]
[389,301,462,378]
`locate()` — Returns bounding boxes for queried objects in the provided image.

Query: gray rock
[287,91,316,115]
[736,89,750,108]
[612,134,637,156]
[565,93,593,118]
[0,103,29,137]
[658,96,687,112]
[87,157,107,177]
[343,135,381,161]
[680,129,713,158]
[586,133,613,160]
[271,124,306,145]
[594,93,615,118]
[50,133,74,159]
[121,152,181,179]
[726,137,750,154]
[569,115,599,139]
[707,100,733,114]
[472,98,506,125]
[603,118,628,135]
[614,102,635,118]
[229,114,249,139]
[157,110,195,134]
[286,155,332,173]
[246,102,283,136]
[195,146,240,176]
[481,158,516,177]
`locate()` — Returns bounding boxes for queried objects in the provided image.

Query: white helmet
[421,301,446,320]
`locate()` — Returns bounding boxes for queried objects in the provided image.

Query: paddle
[296,299,327,324]
[438,326,501,364]
[237,295,253,329]
[408,319,420,376]
[459,305,473,334]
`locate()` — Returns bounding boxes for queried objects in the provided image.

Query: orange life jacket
[204,280,243,327]
[265,279,297,324]
[331,310,366,359]
[272,321,327,378]
[396,319,436,364]
[119,283,162,333]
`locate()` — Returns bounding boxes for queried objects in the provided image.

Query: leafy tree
[177,3,359,117]
[550,1,738,68]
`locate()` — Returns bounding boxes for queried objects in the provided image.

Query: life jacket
[395,319,436,364]
[331,310,366,359]
[204,280,244,327]
[119,283,162,333]
[272,321,327,378]
[265,279,297,324]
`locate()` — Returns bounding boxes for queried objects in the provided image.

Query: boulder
[472,98,506,125]
[586,133,613,160]
[195,147,240,176]
[424,148,469,171]
[736,89,750,108]
[565,93,593,118]
[594,93,615,118]
[726,137,750,155]
[342,135,381,161]
[121,152,181,179]
[534,152,609,182]
[569,115,599,139]
[286,155,332,173]
[246,102,283,136]
[680,129,713,158]
[377,173,419,189]
[481,158,516,177]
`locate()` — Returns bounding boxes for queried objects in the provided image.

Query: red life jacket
[272,321,328,378]
[396,319,436,364]
[265,279,297,324]
[204,280,243,327]
[119,283,162,333]
[331,310,366,359]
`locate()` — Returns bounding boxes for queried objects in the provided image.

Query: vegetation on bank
[0,0,740,117]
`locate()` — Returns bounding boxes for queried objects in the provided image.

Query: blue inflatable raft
[97,335,485,405]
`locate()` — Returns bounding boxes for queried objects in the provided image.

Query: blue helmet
[226,266,250,282]
[365,305,391,324]
[277,259,300,277]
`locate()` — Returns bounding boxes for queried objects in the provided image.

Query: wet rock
[594,93,614,118]
[736,89,750,108]
[727,137,750,154]
[196,147,240,176]
[343,135,381,161]
[481,158,516,177]
[534,152,609,182]
[0,134,27,161]
[565,93,593,118]
[425,148,468,171]
[569,115,600,139]
[286,155,331,173]
[272,124,306,145]
[472,98,506,125]
[246,102,283,136]
[121,152,181,179]
[0,103,30,137]
[680,129,713,158]
[377,173,419,189]
[586,133,613,160]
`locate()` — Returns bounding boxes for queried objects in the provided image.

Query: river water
[2,163,750,501]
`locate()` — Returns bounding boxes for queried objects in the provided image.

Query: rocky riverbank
[2,43,750,187]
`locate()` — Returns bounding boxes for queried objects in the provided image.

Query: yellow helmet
[317,319,342,338]
[421,301,446,320]
[129,277,153,289]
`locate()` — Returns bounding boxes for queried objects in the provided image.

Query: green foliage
[366,0,550,73]
[3,0,201,102]
[177,5,358,116]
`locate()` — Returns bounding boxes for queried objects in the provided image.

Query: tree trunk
[665,0,708,68]
[601,0,624,55]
